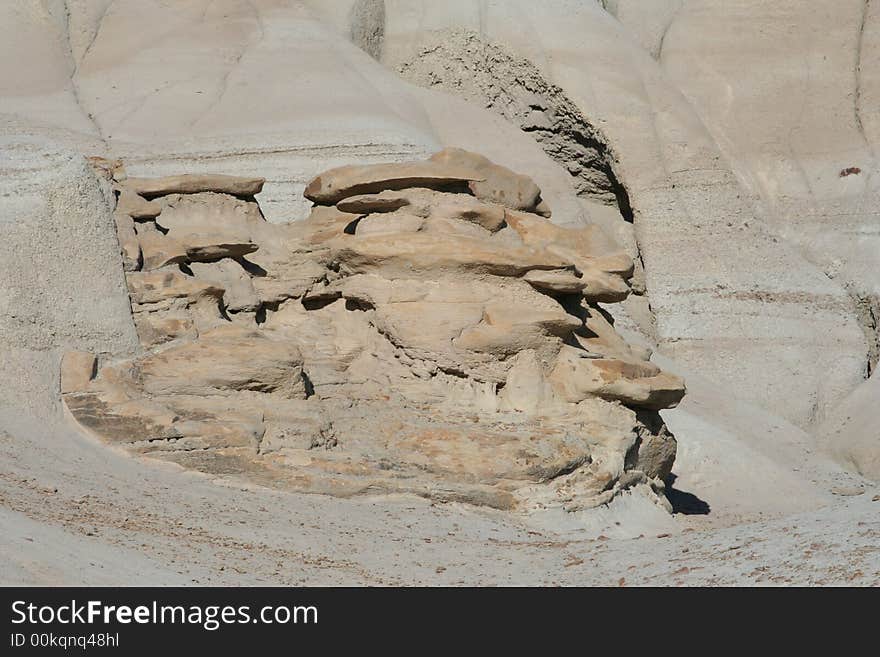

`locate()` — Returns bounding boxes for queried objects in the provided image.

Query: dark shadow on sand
[665,474,711,515]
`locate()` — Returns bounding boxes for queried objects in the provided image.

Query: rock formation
[62,150,684,515]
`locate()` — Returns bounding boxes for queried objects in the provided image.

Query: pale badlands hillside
[0,1,878,585]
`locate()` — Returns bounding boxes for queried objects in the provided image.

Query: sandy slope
[1,406,878,586]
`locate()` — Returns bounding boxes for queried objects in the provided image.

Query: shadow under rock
[665,474,711,515]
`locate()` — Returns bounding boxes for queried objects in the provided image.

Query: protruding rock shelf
[64,150,685,515]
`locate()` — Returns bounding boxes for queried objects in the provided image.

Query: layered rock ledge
[63,150,685,514]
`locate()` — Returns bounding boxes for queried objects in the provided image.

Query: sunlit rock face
[64,151,684,515]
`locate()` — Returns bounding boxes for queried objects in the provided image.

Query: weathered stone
[116,190,161,219]
[420,215,492,240]
[550,347,686,410]
[155,193,259,262]
[330,232,570,278]
[251,258,328,305]
[534,199,552,218]
[124,174,265,198]
[190,260,260,312]
[630,414,678,482]
[136,225,188,271]
[505,209,633,301]
[523,268,586,294]
[304,161,483,204]
[65,153,684,517]
[64,393,179,445]
[497,350,563,414]
[504,210,634,275]
[132,312,198,347]
[430,147,542,212]
[337,191,412,214]
[338,187,508,233]
[186,241,258,261]
[353,212,425,237]
[431,193,507,232]
[87,156,125,181]
[113,212,142,272]
[106,326,306,398]
[126,269,224,305]
[572,302,652,363]
[60,351,97,394]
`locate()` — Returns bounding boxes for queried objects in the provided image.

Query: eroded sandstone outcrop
[63,150,685,515]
